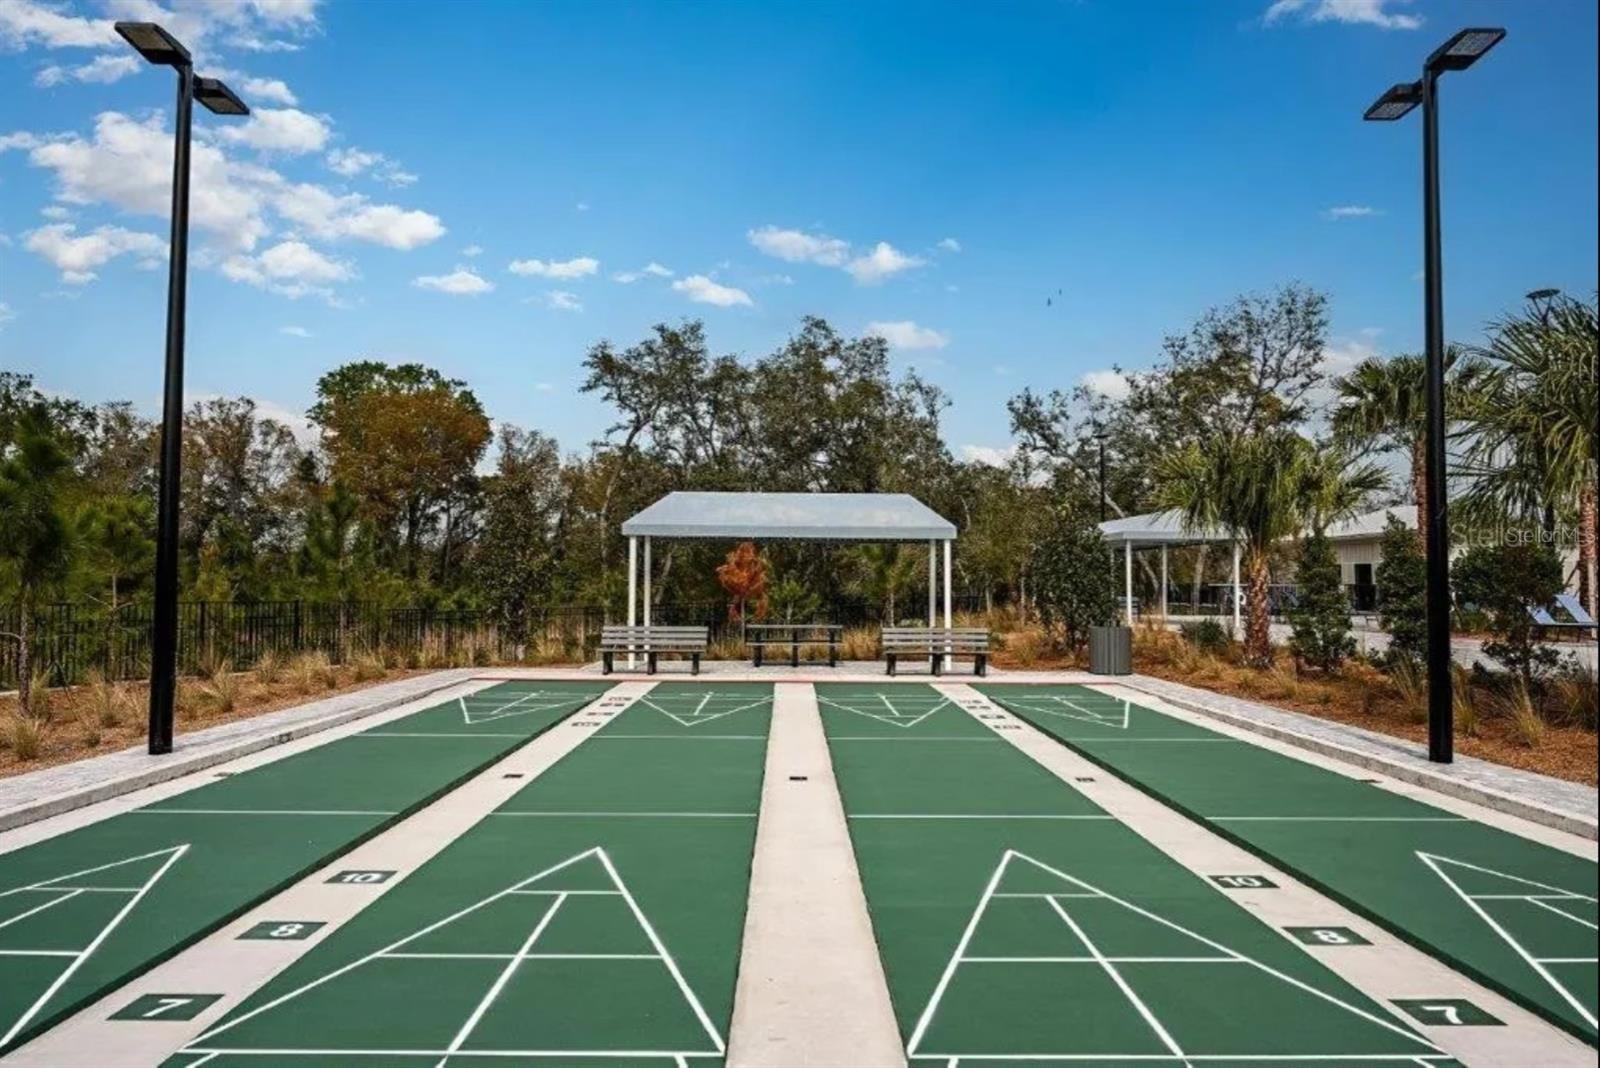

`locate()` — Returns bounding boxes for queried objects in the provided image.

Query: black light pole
[1365,27,1504,765]
[115,22,248,755]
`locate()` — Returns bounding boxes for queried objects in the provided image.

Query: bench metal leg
[886,654,896,677]
[829,639,837,668]
[691,653,701,676]
[791,642,799,669]
[930,655,941,677]
[602,652,613,675]
[976,654,987,677]
[647,652,658,675]
[754,645,763,668]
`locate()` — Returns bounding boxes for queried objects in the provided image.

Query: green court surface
[816,682,1453,1066]
[0,680,609,1055]
[980,682,1600,1045]
[168,682,773,1067]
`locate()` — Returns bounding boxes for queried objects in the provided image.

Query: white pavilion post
[1160,544,1169,619]
[642,537,652,627]
[1231,541,1242,636]
[943,538,953,668]
[927,540,936,628]
[1124,541,1134,625]
[627,535,638,668]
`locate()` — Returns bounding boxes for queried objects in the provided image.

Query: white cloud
[866,320,950,351]
[534,381,555,391]
[747,225,849,266]
[961,444,1016,467]
[672,275,752,308]
[1263,0,1421,30]
[1324,204,1381,219]
[937,237,962,252]
[611,261,674,284]
[239,76,298,106]
[219,108,331,155]
[39,204,71,220]
[846,242,924,285]
[0,302,14,329]
[461,244,483,258]
[545,290,583,312]
[325,145,415,186]
[1,132,42,152]
[279,325,312,338]
[1081,369,1130,400]
[414,266,493,295]
[35,54,139,87]
[274,183,445,249]
[326,146,382,176]
[0,0,117,48]
[508,256,599,280]
[26,112,272,251]
[24,223,164,283]
[222,239,353,299]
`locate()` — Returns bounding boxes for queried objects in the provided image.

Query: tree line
[3,286,1595,687]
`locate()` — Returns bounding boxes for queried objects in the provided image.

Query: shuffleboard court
[816,682,1451,1066]
[0,680,610,1055]
[168,682,773,1067]
[979,682,1600,1046]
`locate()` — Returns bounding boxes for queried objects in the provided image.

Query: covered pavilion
[620,491,960,634]
[1098,510,1242,631]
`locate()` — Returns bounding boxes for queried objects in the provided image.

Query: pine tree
[1375,515,1427,667]
[1287,530,1353,671]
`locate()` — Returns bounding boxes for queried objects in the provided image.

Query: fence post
[293,600,303,652]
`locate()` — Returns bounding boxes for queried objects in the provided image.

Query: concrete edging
[1115,677,1598,841]
[0,672,474,835]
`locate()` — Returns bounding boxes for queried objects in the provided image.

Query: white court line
[905,1057,1455,1063]
[1209,816,1467,823]
[359,731,527,738]
[131,809,397,816]
[490,811,757,819]
[0,889,82,932]
[0,950,76,957]
[0,845,189,1049]
[383,952,658,961]
[817,695,949,730]
[181,1050,725,1059]
[827,737,1002,742]
[1046,896,1189,1063]
[960,959,1235,965]
[435,893,567,1066]
[848,814,1112,821]
[587,734,768,740]
[1526,898,1598,929]
[1418,851,1599,1031]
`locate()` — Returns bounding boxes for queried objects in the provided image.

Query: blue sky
[2,0,1595,463]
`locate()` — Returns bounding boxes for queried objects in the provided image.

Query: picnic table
[745,623,843,668]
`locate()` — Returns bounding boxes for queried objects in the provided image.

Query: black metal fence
[1,601,509,688]
[3,594,995,687]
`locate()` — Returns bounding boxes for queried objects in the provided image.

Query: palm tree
[1156,431,1379,666]
[1459,293,1598,616]
[846,543,919,624]
[1331,349,1466,543]
[0,410,74,716]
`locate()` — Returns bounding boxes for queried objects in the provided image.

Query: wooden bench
[882,627,991,677]
[745,623,843,667]
[600,625,709,675]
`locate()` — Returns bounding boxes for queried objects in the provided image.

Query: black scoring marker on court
[1285,926,1371,946]
[1211,874,1279,890]
[326,870,395,885]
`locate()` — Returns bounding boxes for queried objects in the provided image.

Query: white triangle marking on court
[458,691,594,725]
[1,844,189,1050]
[906,849,1442,1060]
[187,845,725,1058]
[817,695,949,729]
[998,693,1131,730]
[638,693,768,728]
[1418,851,1597,1031]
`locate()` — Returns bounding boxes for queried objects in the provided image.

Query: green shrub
[1032,503,1117,653]
[1453,540,1567,686]
[1287,530,1353,671]
[1180,619,1231,654]
[1375,515,1426,667]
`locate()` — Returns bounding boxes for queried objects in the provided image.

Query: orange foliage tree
[716,541,769,622]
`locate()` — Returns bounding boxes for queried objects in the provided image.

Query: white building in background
[1099,507,1582,620]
